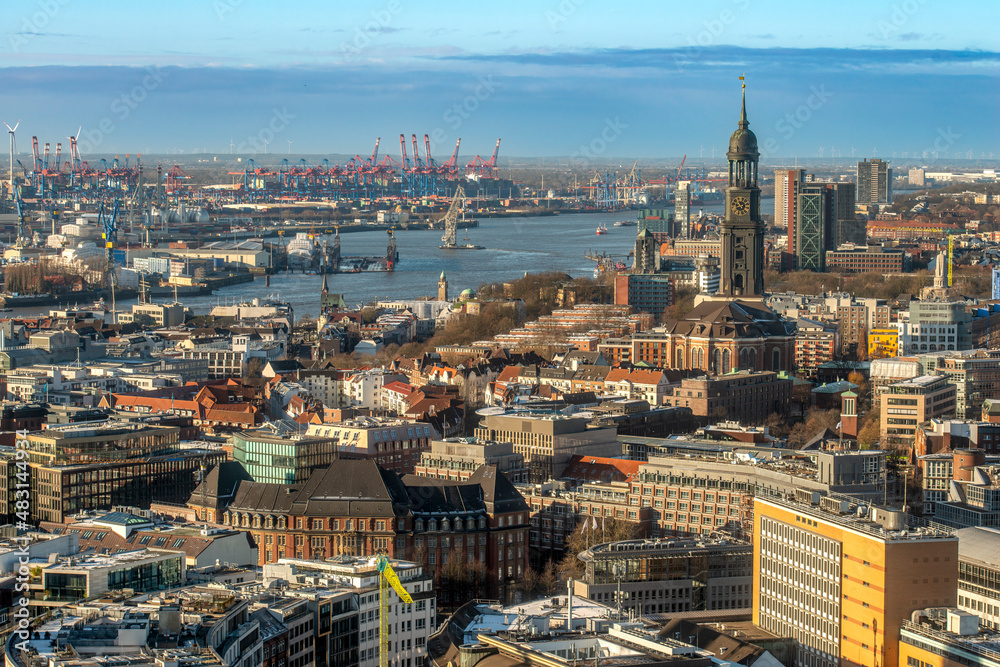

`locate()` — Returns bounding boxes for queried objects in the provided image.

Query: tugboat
[595,224,608,235]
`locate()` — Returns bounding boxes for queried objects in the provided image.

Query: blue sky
[1,0,997,160]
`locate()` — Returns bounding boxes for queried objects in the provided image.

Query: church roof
[656,299,793,340]
[728,86,759,157]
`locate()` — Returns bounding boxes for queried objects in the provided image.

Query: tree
[787,408,840,449]
[539,559,559,595]
[517,565,541,600]
[559,517,637,579]
[762,412,791,439]
[857,403,882,449]
[244,357,265,379]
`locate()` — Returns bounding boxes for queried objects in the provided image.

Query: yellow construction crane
[377,554,413,667]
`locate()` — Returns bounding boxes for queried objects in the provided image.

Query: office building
[880,375,957,446]
[796,183,829,271]
[754,493,957,667]
[933,459,1000,529]
[40,549,187,601]
[667,371,793,424]
[475,412,620,483]
[0,420,226,523]
[826,245,906,274]
[956,526,1000,631]
[898,301,971,355]
[304,416,435,475]
[414,437,527,483]
[899,607,1000,667]
[857,158,893,204]
[574,537,753,615]
[231,427,338,484]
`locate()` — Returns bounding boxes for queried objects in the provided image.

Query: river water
[16,198,774,320]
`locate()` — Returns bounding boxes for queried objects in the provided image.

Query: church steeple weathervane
[718,76,765,299]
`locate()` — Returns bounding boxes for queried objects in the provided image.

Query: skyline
[1,1,998,159]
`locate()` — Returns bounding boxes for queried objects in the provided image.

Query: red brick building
[201,459,530,603]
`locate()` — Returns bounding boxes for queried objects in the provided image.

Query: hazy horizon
[1,2,997,161]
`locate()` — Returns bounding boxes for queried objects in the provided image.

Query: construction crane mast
[377,554,413,667]
[439,185,466,247]
[98,199,121,317]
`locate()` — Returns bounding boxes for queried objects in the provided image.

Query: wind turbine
[229,138,235,154]
[711,145,716,159]
[263,139,269,155]
[287,139,293,155]
[4,120,19,197]
[699,146,704,159]
[850,147,856,158]
[831,146,837,158]
[818,147,824,158]
[872,147,877,157]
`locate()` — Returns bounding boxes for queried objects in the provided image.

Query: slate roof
[189,461,255,510]
[227,459,410,518]
[467,465,529,514]
[658,618,769,665]
[656,299,794,339]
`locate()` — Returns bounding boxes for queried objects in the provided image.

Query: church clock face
[732,196,750,216]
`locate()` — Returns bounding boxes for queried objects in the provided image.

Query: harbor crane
[376,554,413,667]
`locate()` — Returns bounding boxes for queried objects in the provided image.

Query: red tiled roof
[562,455,642,483]
[495,366,523,383]
[382,381,413,396]
[604,368,667,385]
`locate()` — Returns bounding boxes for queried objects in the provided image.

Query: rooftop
[757,491,955,542]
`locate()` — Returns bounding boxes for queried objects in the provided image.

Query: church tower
[438,271,449,301]
[719,81,765,299]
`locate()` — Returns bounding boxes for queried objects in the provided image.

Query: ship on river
[288,228,397,273]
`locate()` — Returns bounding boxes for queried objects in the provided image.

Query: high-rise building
[774,168,807,232]
[796,184,828,271]
[633,228,658,273]
[775,168,806,269]
[754,493,958,667]
[857,158,893,204]
[675,181,691,238]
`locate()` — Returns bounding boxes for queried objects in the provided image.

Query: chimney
[567,579,573,630]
